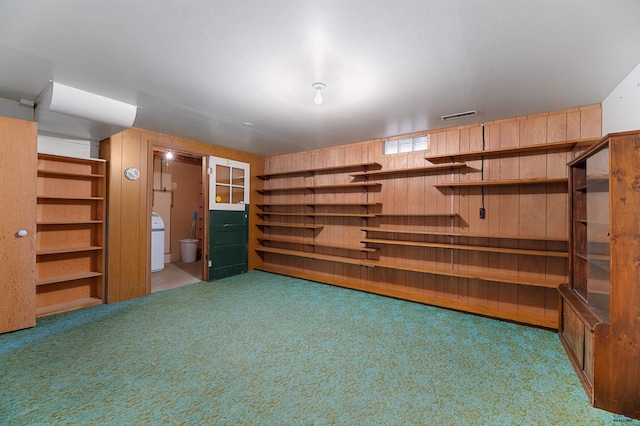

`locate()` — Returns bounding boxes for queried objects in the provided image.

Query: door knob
[17,230,28,237]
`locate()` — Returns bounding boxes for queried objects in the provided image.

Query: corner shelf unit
[35,154,106,317]
[558,131,640,419]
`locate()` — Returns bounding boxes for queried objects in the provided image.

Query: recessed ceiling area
[1,0,640,156]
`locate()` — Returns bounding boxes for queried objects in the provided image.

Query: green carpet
[1,271,636,425]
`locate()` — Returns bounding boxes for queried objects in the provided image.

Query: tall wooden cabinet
[35,154,106,316]
[558,130,640,419]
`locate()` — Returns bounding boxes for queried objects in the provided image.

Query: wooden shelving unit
[424,138,599,163]
[559,131,640,419]
[257,212,376,218]
[35,154,106,317]
[258,202,381,208]
[256,222,323,230]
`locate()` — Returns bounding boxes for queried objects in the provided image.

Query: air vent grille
[441,110,477,121]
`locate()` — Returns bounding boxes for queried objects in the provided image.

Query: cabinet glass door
[586,145,610,322]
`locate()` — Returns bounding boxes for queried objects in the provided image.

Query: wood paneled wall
[100,127,264,304]
[259,104,601,328]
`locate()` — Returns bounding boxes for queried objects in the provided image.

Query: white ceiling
[1,0,640,157]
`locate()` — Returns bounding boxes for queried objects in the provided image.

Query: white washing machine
[151,212,165,272]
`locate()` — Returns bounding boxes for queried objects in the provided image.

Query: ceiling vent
[34,81,137,141]
[441,110,477,121]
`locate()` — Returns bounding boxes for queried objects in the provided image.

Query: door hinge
[207,167,213,175]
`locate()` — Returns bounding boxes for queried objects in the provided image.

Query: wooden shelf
[258,237,377,252]
[36,297,102,318]
[257,212,375,218]
[425,138,599,163]
[258,162,381,180]
[257,182,381,194]
[36,246,103,256]
[37,220,103,225]
[36,271,103,286]
[37,195,104,201]
[350,163,467,178]
[376,213,458,218]
[361,227,568,242]
[256,266,556,328]
[434,177,568,188]
[362,238,568,257]
[35,153,105,316]
[364,259,561,289]
[37,169,104,178]
[255,246,372,266]
[255,222,323,230]
[257,202,381,208]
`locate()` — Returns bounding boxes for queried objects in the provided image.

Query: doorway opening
[150,148,206,293]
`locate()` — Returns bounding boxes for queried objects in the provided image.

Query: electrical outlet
[479,207,486,219]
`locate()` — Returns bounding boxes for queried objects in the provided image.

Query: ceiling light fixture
[165,151,174,160]
[312,82,326,105]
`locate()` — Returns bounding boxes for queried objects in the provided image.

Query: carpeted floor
[1,271,636,425]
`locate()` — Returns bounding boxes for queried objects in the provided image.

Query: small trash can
[180,239,198,263]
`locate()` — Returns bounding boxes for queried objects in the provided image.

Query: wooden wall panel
[257,104,602,329]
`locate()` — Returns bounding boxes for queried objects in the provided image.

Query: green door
[209,205,248,280]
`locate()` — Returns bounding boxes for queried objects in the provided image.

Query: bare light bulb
[312,82,325,105]
[165,151,174,160]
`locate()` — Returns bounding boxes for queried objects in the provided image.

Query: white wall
[0,97,34,121]
[602,61,640,135]
[37,135,100,159]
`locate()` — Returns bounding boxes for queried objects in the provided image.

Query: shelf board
[434,177,568,188]
[37,169,104,179]
[37,220,103,225]
[424,138,600,163]
[255,222,323,229]
[36,246,103,255]
[258,162,381,180]
[37,195,104,201]
[258,236,377,252]
[38,153,107,164]
[350,163,467,178]
[257,202,381,208]
[257,212,375,218]
[363,260,561,288]
[256,265,556,328]
[362,238,567,257]
[361,227,568,242]
[255,246,372,266]
[36,297,102,318]
[257,182,381,194]
[376,213,458,218]
[36,271,103,286]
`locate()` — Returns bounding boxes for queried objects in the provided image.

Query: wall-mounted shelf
[258,237,377,253]
[364,259,560,289]
[362,238,567,257]
[256,246,373,266]
[434,177,568,188]
[257,202,381,208]
[257,212,375,218]
[257,182,381,194]
[255,222,323,230]
[258,162,381,180]
[350,163,467,178]
[425,138,600,163]
[375,213,458,218]
[361,227,568,242]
